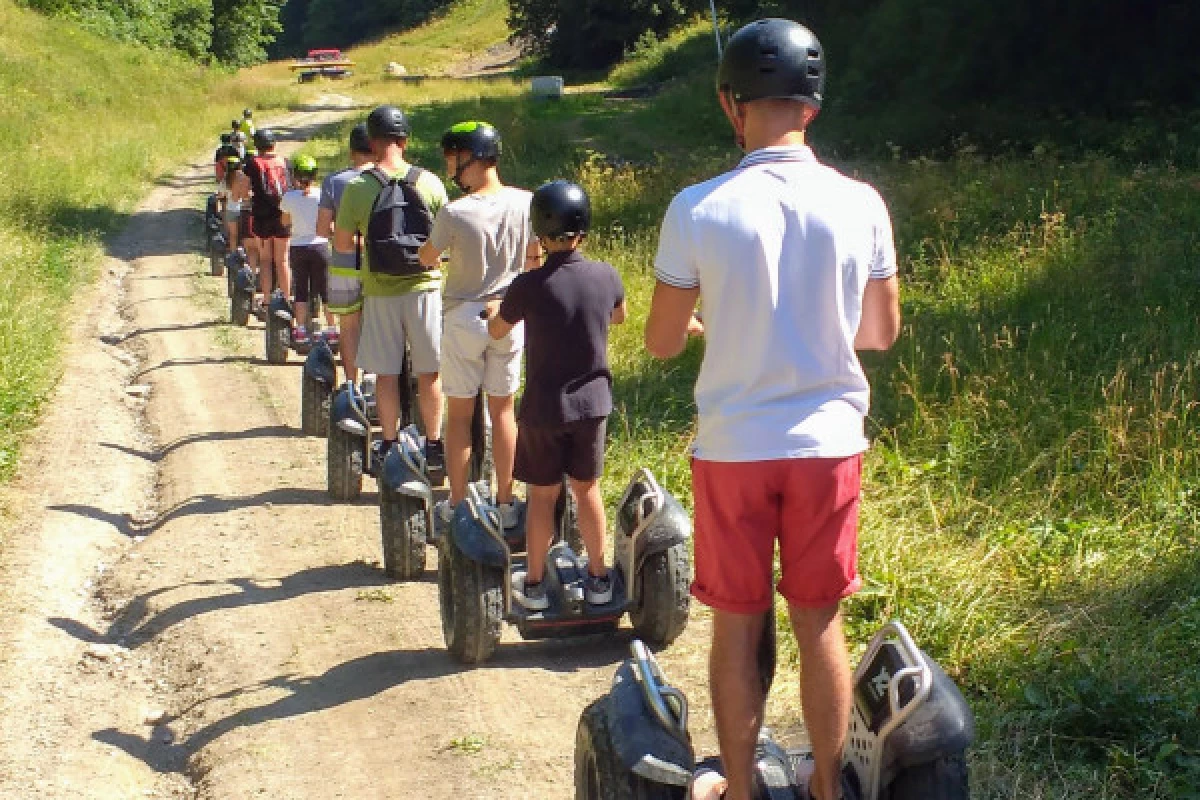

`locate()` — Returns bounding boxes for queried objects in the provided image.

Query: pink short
[690,455,863,613]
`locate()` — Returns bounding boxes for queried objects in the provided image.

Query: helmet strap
[452,151,479,193]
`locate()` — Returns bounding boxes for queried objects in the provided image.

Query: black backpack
[364,166,434,277]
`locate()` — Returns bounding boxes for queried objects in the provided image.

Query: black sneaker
[424,438,445,483]
[585,570,613,605]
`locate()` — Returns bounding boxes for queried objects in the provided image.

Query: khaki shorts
[358,291,441,376]
[441,300,523,398]
[327,270,363,314]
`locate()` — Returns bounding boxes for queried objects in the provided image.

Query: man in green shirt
[334,105,449,471]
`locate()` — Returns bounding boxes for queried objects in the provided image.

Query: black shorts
[514,417,607,486]
[251,212,288,240]
[238,208,256,240]
[290,244,329,304]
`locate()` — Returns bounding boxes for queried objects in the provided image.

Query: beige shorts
[441,300,523,398]
[358,291,441,376]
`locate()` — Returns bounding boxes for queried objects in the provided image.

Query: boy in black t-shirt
[484,181,626,611]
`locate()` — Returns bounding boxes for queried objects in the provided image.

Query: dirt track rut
[0,99,727,799]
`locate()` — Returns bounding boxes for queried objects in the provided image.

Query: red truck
[291,49,355,82]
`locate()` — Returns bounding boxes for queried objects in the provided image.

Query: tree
[211,0,285,66]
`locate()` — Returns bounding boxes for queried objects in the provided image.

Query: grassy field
[0,0,299,483]
[300,17,1200,798]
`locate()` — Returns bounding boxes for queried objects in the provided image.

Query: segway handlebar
[630,639,689,744]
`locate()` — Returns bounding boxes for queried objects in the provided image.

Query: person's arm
[487,280,523,340]
[420,204,453,268]
[333,183,360,255]
[611,299,628,325]
[317,207,335,239]
[855,189,901,351]
[645,283,700,359]
[855,275,900,351]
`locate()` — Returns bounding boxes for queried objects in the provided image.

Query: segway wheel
[265,312,290,364]
[629,542,691,648]
[467,392,494,488]
[209,238,225,277]
[884,753,969,800]
[380,486,428,579]
[437,534,503,664]
[575,698,686,800]
[231,292,250,327]
[301,372,331,437]
[327,425,364,502]
[555,481,584,554]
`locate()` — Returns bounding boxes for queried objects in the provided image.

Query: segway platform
[574,621,975,800]
[438,469,692,664]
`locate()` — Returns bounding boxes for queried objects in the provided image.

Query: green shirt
[335,160,449,297]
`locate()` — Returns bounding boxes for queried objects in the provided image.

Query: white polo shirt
[654,145,897,462]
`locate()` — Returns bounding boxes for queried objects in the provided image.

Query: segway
[229,249,257,327]
[205,194,226,277]
[263,289,294,365]
[300,337,336,437]
[437,468,691,664]
[376,389,495,580]
[574,618,975,800]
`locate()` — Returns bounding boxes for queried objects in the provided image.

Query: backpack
[249,154,289,215]
[363,166,434,277]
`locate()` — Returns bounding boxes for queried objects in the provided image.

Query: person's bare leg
[337,309,361,384]
[568,477,608,575]
[417,373,443,441]
[295,301,310,331]
[487,394,516,506]
[524,482,561,583]
[789,604,851,800]
[709,609,767,800]
[375,374,399,440]
[272,239,291,301]
[257,237,273,297]
[225,220,238,253]
[445,396,476,505]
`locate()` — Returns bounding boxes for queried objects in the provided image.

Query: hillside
[0,0,294,483]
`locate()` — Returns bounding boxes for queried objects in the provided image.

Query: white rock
[125,384,152,398]
[143,709,168,726]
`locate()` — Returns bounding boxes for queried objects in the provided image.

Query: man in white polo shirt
[645,18,901,800]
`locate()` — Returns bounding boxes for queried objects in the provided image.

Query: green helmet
[292,154,318,179]
[440,121,502,161]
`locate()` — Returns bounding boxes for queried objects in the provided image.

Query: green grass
[0,0,298,481]
[282,31,1200,798]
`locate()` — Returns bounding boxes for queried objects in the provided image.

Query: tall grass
[295,39,1200,797]
[0,0,296,480]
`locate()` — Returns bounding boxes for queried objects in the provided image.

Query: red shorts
[690,455,863,613]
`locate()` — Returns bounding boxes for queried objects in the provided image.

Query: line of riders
[201,19,978,800]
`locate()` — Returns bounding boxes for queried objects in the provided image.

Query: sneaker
[324,330,340,347]
[513,570,549,611]
[498,500,521,529]
[688,761,727,800]
[424,439,445,482]
[585,570,613,605]
[292,326,310,346]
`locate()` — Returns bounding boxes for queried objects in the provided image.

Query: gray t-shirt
[429,186,533,307]
[320,166,367,270]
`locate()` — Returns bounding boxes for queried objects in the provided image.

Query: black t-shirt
[499,250,625,426]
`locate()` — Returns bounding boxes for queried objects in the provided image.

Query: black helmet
[440,121,502,161]
[220,133,232,145]
[231,119,241,130]
[253,128,277,151]
[349,122,372,154]
[243,108,254,119]
[531,180,591,240]
[366,105,410,140]
[717,18,825,109]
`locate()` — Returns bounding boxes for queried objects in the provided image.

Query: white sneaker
[498,500,521,529]
[512,570,549,611]
[434,499,454,528]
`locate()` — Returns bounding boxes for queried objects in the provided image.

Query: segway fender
[268,291,293,322]
[235,265,256,294]
[883,654,976,769]
[303,340,337,385]
[448,506,508,568]
[608,660,694,785]
[626,483,691,572]
[330,384,369,436]
[381,442,433,503]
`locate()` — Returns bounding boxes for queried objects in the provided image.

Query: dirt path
[0,96,755,798]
